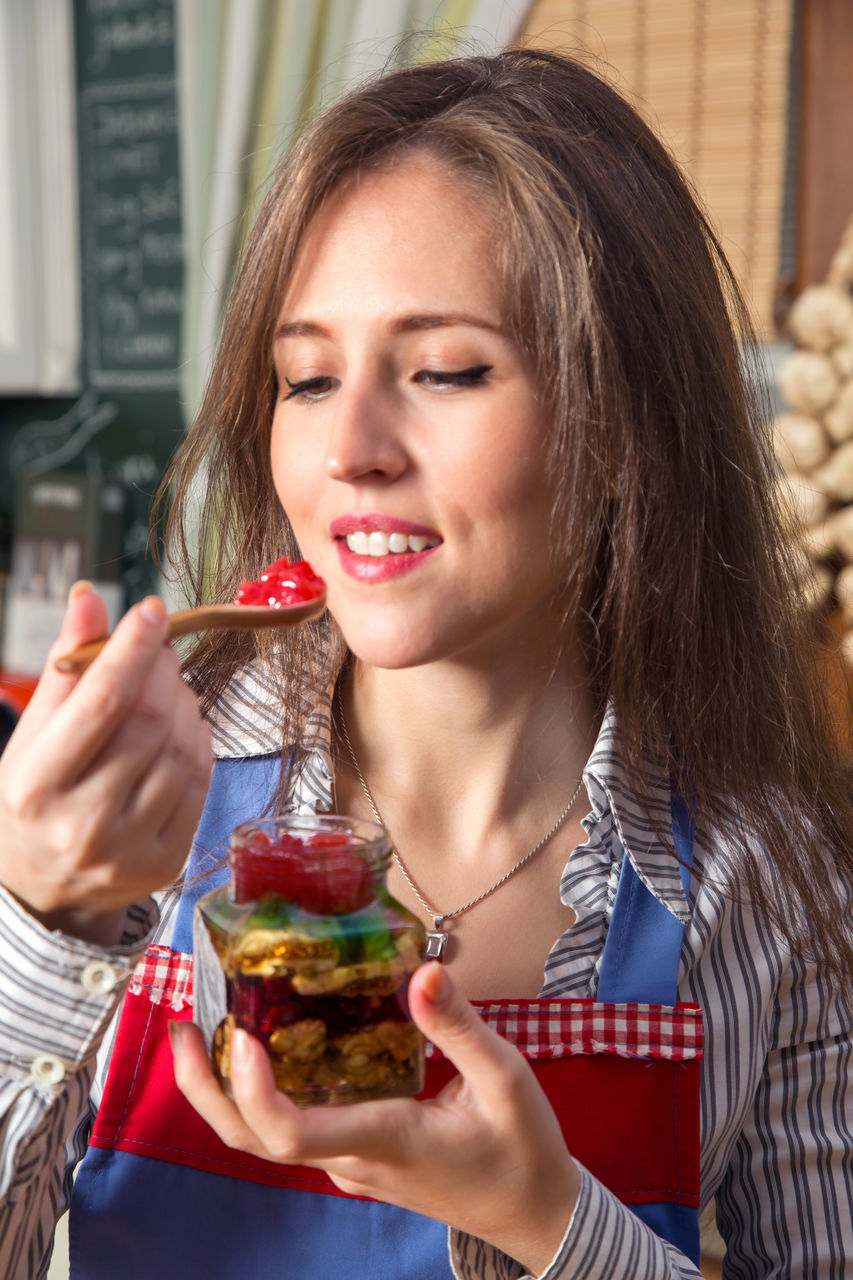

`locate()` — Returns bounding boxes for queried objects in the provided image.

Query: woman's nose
[324,381,408,484]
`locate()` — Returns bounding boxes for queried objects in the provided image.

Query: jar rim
[229,813,390,862]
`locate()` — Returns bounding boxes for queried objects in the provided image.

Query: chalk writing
[112,453,160,487]
[91,101,176,145]
[87,8,174,76]
[79,70,183,389]
[8,393,119,475]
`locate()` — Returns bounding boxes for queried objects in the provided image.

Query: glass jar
[194,814,426,1107]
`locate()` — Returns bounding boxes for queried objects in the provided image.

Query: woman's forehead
[278,156,504,330]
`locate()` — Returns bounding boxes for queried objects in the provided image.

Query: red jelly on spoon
[235,558,325,608]
[54,557,326,674]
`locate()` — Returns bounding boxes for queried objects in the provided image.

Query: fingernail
[231,1028,253,1074]
[168,1020,188,1057]
[139,595,167,625]
[69,580,94,601]
[421,960,449,1006]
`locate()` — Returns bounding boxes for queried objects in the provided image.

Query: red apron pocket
[95,953,701,1208]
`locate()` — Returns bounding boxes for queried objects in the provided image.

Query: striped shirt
[0,661,851,1279]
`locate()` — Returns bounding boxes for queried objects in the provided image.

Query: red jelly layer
[235,557,324,608]
[231,830,373,912]
[227,974,412,1041]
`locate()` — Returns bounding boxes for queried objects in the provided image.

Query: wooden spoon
[53,595,327,675]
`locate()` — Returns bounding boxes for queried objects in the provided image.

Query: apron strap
[596,785,694,1006]
[171,753,287,953]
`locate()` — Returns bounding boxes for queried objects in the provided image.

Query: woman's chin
[335,621,448,672]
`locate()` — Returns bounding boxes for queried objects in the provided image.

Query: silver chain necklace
[336,685,584,961]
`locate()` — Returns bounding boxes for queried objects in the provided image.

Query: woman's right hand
[0,582,212,944]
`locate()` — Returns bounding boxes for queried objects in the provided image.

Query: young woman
[0,49,850,1280]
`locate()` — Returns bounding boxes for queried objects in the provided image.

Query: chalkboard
[0,0,186,603]
[75,0,183,390]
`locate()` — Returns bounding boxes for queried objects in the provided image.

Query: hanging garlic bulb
[772,214,853,649]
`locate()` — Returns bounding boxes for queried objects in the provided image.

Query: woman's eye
[283,375,336,401]
[413,364,493,390]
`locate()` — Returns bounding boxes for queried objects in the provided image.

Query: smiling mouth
[343,531,442,557]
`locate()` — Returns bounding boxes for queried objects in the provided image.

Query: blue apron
[69,756,702,1276]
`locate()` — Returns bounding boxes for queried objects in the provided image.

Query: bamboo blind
[519,0,794,337]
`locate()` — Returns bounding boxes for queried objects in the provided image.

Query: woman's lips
[335,539,441,582]
[330,514,439,538]
[330,515,442,582]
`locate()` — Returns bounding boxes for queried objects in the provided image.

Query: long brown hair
[156,48,853,982]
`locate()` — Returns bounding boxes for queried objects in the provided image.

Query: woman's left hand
[171,961,580,1274]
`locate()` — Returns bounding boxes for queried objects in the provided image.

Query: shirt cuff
[534,1163,675,1278]
[0,886,158,1077]
[449,1164,701,1280]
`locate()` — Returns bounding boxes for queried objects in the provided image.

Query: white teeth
[345,531,438,556]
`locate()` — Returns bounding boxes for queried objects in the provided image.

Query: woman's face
[270,153,561,671]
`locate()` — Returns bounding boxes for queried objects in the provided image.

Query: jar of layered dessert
[194,814,426,1106]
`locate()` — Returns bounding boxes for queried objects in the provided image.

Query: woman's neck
[337,648,599,873]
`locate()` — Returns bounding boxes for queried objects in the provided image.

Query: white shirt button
[31,1054,67,1086]
[80,959,120,995]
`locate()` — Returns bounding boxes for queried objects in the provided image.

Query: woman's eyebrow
[274,320,328,341]
[391,312,504,335]
[274,312,503,342]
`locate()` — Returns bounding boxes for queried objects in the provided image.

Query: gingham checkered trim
[128,949,702,1060]
[427,999,703,1061]
[128,944,194,1012]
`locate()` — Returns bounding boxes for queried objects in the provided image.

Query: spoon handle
[53,597,326,675]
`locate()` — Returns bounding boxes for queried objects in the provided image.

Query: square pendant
[424,930,448,960]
